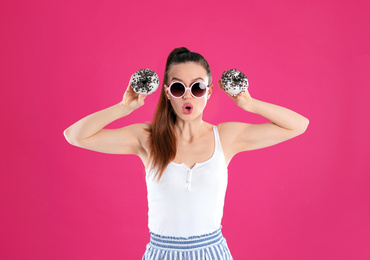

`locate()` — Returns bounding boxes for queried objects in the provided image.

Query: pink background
[1,0,369,259]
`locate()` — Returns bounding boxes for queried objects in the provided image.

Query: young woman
[64,47,309,259]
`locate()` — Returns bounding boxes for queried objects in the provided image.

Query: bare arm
[63,78,149,156]
[217,80,309,160]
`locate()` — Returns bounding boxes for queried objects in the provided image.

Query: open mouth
[182,103,193,114]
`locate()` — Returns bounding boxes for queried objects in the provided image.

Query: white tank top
[145,125,228,237]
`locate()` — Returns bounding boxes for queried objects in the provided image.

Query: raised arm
[63,78,150,156]
[217,80,309,162]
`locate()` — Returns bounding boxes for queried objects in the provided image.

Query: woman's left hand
[218,80,254,111]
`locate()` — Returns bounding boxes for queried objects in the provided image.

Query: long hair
[146,47,212,181]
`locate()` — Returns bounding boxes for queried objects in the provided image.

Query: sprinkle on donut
[131,69,159,95]
[221,69,249,96]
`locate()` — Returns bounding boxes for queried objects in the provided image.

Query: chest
[172,136,215,169]
[146,152,228,193]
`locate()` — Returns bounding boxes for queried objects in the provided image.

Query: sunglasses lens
[191,82,207,97]
[170,83,185,97]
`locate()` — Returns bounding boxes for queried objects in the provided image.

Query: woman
[64,47,309,259]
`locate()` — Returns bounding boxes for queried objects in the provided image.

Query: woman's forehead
[168,62,208,82]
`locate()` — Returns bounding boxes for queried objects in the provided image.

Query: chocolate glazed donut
[130,69,160,95]
[221,69,249,96]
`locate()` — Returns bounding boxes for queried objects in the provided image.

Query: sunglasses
[166,81,209,98]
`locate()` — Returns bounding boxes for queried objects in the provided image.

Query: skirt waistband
[149,226,224,251]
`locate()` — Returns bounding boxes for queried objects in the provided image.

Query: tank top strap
[212,125,224,155]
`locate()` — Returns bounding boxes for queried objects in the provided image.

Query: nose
[183,88,192,99]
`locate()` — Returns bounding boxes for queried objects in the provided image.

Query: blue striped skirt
[142,226,233,260]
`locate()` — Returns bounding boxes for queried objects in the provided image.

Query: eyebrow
[171,77,204,82]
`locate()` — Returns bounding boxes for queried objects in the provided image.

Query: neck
[175,115,205,142]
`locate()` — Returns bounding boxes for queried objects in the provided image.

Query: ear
[164,84,170,99]
[207,83,214,99]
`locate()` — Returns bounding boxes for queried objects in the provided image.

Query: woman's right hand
[120,75,148,111]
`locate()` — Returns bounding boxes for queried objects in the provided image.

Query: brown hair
[146,47,212,181]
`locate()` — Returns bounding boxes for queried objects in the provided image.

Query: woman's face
[165,62,213,121]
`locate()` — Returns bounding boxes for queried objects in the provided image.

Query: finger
[219,80,240,99]
[218,80,232,96]
[236,93,243,100]
[138,94,147,104]
[125,84,139,98]
[224,88,237,99]
[127,75,134,90]
[218,80,223,90]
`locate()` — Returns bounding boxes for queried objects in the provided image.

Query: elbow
[303,117,310,131]
[297,117,310,134]
[63,128,79,146]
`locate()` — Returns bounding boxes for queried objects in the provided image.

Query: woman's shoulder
[203,122,239,135]
[216,122,239,133]
[216,121,251,132]
[122,123,152,149]
[130,122,152,140]
[216,122,251,144]
[129,123,152,166]
[129,122,152,132]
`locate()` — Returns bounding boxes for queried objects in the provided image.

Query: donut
[220,68,249,96]
[130,69,159,95]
